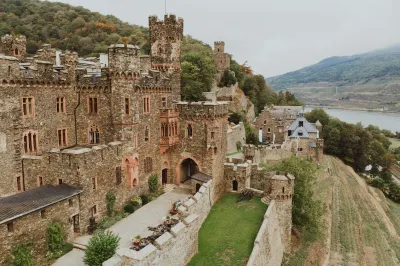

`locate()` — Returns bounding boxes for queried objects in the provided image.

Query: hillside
[267,46,400,111]
[268,45,400,89]
[285,155,400,265]
[0,0,151,55]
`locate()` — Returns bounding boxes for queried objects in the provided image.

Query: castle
[0,14,297,265]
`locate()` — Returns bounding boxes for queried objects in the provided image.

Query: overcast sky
[53,0,400,77]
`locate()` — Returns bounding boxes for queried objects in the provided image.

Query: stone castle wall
[246,200,284,266]
[227,122,246,154]
[103,180,214,266]
[243,144,292,164]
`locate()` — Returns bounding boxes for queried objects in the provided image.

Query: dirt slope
[300,156,400,266]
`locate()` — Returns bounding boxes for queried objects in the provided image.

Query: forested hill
[0,0,150,55]
[267,45,400,90]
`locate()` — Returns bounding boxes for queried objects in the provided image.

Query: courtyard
[188,193,268,266]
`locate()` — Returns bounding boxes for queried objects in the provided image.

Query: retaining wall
[246,200,284,266]
[103,180,213,266]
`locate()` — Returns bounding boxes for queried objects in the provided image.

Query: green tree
[148,174,159,193]
[47,221,65,252]
[218,70,237,87]
[106,192,116,217]
[305,108,330,126]
[84,230,120,266]
[275,157,324,241]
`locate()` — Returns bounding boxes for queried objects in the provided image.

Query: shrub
[84,230,120,266]
[97,212,127,230]
[140,195,149,205]
[11,244,33,266]
[148,174,159,193]
[47,221,65,253]
[106,192,116,217]
[130,196,142,207]
[123,204,134,214]
[370,177,386,189]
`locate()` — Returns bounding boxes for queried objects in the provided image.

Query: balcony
[160,136,179,154]
[160,109,179,119]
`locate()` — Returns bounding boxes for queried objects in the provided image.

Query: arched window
[145,126,149,142]
[14,48,19,56]
[23,130,38,154]
[89,126,100,144]
[187,124,193,137]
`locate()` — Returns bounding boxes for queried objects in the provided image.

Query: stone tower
[213,41,231,82]
[268,173,295,253]
[0,35,27,61]
[108,44,141,74]
[149,14,184,69]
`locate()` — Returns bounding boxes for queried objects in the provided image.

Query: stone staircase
[261,196,271,205]
[163,184,177,193]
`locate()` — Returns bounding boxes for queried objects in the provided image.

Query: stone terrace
[53,188,191,266]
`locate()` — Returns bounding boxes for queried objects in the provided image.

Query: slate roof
[191,172,212,183]
[0,184,82,225]
[290,127,311,138]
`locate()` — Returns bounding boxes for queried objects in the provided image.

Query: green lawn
[188,193,268,266]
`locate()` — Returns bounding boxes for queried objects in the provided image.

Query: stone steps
[261,196,271,205]
[178,184,191,190]
[163,184,177,193]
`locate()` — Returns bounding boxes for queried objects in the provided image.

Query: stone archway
[175,157,201,185]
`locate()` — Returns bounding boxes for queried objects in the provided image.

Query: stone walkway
[53,188,191,266]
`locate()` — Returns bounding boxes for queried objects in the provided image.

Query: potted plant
[132,235,141,247]
[164,216,171,225]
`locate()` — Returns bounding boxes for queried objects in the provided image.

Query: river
[304,107,400,132]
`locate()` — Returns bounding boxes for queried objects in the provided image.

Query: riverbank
[304,107,400,132]
[305,105,400,114]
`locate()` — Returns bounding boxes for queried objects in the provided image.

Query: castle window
[174,123,178,136]
[58,129,67,147]
[145,126,149,142]
[299,121,304,127]
[187,124,193,137]
[38,176,43,187]
[161,97,167,109]
[124,97,130,116]
[211,132,215,140]
[40,209,46,219]
[297,148,303,152]
[91,205,97,216]
[144,157,153,173]
[116,166,122,185]
[282,187,285,193]
[91,177,97,190]
[8,66,11,76]
[0,132,6,153]
[268,128,271,133]
[133,134,138,148]
[89,126,100,144]
[22,97,35,118]
[17,176,22,192]
[56,97,66,113]
[7,222,14,233]
[88,97,98,114]
[264,120,267,125]
[161,123,168,137]
[23,130,38,154]
[14,48,19,56]
[57,178,63,185]
[143,96,150,113]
